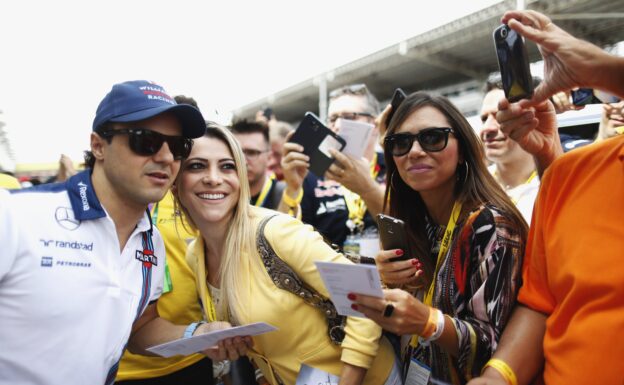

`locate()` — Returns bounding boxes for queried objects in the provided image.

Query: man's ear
[90,132,106,160]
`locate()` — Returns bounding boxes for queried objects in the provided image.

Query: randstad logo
[40,239,94,251]
[78,181,89,211]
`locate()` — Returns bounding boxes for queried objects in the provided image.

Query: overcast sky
[0,0,502,165]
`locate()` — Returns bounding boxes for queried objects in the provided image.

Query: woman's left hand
[197,322,254,361]
[348,289,429,335]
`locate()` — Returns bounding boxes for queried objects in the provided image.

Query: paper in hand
[146,322,277,357]
[314,261,384,317]
[335,118,374,159]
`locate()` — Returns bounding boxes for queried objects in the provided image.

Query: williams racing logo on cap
[135,249,158,266]
[139,85,175,105]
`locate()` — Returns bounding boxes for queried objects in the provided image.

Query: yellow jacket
[186,207,394,385]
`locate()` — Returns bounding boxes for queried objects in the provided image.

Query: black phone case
[493,25,533,102]
[377,214,410,262]
[289,112,346,177]
[386,88,407,127]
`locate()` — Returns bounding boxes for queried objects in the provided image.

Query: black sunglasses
[384,127,454,156]
[99,128,193,160]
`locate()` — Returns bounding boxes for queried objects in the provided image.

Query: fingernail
[351,304,359,311]
[347,293,357,301]
[411,259,419,266]
[395,249,404,256]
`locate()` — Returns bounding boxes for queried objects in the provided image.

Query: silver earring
[390,170,399,190]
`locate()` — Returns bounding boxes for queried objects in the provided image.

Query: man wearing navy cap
[0,80,250,385]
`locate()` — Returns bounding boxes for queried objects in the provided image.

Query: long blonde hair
[174,122,255,323]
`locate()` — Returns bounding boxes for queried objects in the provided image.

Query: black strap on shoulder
[256,214,346,345]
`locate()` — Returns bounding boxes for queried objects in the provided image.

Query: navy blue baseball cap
[92,80,205,138]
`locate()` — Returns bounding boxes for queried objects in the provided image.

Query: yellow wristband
[482,358,518,385]
[282,188,303,208]
[419,306,437,339]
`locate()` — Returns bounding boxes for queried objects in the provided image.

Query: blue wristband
[184,321,205,339]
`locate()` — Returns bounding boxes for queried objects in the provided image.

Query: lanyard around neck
[202,242,218,322]
[253,174,274,207]
[423,200,462,306]
[410,200,462,349]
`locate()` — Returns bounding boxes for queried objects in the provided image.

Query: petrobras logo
[77,181,90,211]
[55,206,81,230]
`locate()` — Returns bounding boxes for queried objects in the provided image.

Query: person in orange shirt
[468,9,624,385]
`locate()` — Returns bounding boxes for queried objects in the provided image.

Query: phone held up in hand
[376,214,409,262]
[386,88,407,127]
[288,112,347,176]
[493,24,533,102]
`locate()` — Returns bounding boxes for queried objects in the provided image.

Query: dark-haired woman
[350,92,527,384]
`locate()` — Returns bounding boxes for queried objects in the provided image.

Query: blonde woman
[173,123,399,385]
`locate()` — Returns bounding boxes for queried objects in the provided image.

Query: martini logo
[135,250,158,266]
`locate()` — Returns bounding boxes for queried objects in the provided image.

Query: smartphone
[263,107,273,120]
[571,88,603,106]
[385,88,407,127]
[376,214,410,262]
[288,112,347,176]
[493,24,533,102]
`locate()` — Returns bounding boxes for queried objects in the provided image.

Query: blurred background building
[0,110,16,173]
[2,0,623,181]
[233,0,624,134]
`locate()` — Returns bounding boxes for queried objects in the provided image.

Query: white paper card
[336,118,374,159]
[318,134,343,158]
[146,322,277,357]
[314,261,383,317]
[295,363,340,385]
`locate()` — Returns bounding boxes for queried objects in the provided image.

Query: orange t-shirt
[518,135,624,385]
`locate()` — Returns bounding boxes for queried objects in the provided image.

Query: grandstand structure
[233,0,624,129]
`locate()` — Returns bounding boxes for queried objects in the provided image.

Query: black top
[300,152,386,248]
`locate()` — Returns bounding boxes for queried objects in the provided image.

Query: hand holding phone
[377,214,410,262]
[386,88,407,127]
[493,24,533,102]
[288,112,347,176]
